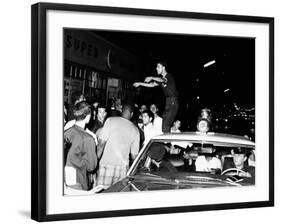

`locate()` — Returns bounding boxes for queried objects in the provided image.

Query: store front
[64,29,142,106]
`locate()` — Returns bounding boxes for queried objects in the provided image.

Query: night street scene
[63,28,255,194]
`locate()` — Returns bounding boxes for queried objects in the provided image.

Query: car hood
[103,172,252,193]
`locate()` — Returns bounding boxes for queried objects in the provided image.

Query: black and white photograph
[30,2,274,222]
[1,0,281,224]
[63,29,256,195]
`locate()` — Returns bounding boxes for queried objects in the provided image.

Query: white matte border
[46,10,269,215]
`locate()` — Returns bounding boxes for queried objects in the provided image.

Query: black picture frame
[31,2,274,222]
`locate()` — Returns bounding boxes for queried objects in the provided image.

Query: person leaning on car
[223,147,255,178]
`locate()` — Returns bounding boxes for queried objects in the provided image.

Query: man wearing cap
[223,148,255,178]
[133,61,179,133]
[64,101,98,191]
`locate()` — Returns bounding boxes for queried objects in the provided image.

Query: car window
[133,139,255,181]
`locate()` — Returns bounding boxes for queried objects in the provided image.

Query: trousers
[162,97,179,133]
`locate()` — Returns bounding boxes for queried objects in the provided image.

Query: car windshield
[131,139,255,187]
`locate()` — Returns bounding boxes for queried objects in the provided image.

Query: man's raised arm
[144,76,165,83]
[133,81,158,88]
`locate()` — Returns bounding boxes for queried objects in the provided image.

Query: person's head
[150,103,159,115]
[156,61,168,75]
[71,91,85,105]
[200,108,211,120]
[142,109,154,125]
[173,120,181,129]
[140,104,147,113]
[73,101,91,123]
[96,105,107,123]
[121,102,134,120]
[148,143,166,162]
[231,148,248,168]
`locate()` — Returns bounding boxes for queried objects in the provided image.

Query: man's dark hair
[74,101,91,121]
[122,102,134,114]
[157,61,168,71]
[142,109,154,123]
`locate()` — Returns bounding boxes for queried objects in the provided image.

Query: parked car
[103,129,255,193]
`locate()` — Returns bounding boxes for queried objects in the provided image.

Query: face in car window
[233,153,247,167]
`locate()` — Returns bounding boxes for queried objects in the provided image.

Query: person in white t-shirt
[150,103,163,135]
[195,147,222,174]
[142,110,161,145]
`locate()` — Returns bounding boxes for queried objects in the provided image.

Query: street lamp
[203,60,216,68]
[224,88,230,93]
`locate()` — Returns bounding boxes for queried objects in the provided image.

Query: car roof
[150,132,255,148]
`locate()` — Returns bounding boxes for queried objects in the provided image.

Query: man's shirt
[195,155,222,172]
[143,122,162,145]
[153,116,163,135]
[98,117,140,167]
[161,73,179,97]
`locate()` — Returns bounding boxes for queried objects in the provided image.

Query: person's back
[64,125,97,190]
[99,117,139,167]
[96,103,140,188]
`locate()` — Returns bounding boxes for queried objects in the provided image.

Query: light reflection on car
[103,132,255,193]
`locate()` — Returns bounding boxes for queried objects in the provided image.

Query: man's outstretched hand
[133,82,140,87]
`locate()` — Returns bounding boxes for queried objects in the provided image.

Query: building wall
[64,29,142,81]
[64,29,141,105]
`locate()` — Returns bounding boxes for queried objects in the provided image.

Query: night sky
[92,30,255,113]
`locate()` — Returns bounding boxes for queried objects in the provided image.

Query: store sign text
[66,34,99,58]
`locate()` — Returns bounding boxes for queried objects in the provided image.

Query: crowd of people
[63,60,255,194]
[63,89,183,193]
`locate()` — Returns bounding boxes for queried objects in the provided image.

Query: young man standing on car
[133,61,179,133]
